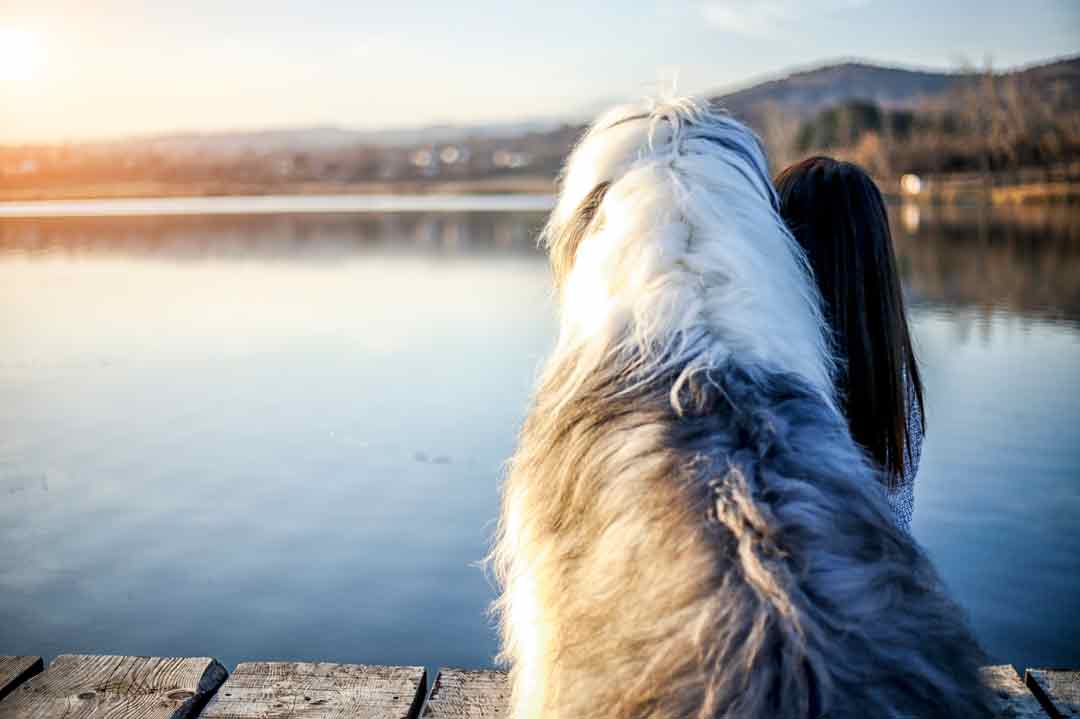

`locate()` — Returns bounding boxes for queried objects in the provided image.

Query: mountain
[710,56,1080,126]
[712,62,965,119]
[4,55,1074,201]
[73,56,1079,157]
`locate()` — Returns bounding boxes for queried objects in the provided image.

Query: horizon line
[4,51,1076,148]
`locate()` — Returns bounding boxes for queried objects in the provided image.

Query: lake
[1,198,1077,677]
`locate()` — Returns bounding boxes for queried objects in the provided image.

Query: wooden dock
[0,654,1076,717]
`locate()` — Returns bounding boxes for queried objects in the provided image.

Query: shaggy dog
[491,98,993,719]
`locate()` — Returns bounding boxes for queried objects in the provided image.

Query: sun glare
[0,27,45,83]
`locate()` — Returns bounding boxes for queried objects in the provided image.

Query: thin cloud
[701,0,871,37]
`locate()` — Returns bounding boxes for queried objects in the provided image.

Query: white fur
[545,97,835,409]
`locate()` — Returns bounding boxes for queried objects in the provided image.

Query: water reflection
[892,203,1080,322]
[0,211,549,262]
[4,205,1077,324]
[0,205,1077,675]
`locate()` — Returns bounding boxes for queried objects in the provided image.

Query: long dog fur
[491,97,993,718]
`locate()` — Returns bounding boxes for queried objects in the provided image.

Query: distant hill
[1002,56,1080,109]
[710,56,1080,126]
[107,120,569,156]
[79,56,1080,156]
[714,61,963,118]
[3,55,1076,201]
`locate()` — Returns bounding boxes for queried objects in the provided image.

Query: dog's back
[492,98,993,719]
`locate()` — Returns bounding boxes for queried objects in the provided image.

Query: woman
[775,157,925,532]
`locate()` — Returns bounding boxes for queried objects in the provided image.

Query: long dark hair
[774,156,924,485]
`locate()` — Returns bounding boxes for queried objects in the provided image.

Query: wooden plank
[0,657,43,702]
[1026,669,1080,719]
[199,661,426,719]
[979,665,1050,718]
[0,654,227,719]
[422,669,508,718]
[418,666,1057,718]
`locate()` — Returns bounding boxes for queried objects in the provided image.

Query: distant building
[439,146,462,165]
[410,149,433,169]
[492,150,532,169]
[900,173,923,196]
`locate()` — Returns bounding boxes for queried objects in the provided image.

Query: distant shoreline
[1,174,1076,207]
[0,176,556,204]
[0,192,556,219]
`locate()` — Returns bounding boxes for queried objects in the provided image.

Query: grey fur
[495,343,993,718]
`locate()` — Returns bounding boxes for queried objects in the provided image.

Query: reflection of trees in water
[3,205,1078,321]
[0,212,549,262]
[891,205,1080,321]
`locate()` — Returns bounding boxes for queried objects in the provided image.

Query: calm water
[1,200,1078,675]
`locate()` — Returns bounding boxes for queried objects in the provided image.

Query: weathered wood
[0,657,43,702]
[422,669,508,718]
[199,661,426,719]
[2,655,1075,718]
[1026,669,1080,719]
[979,665,1049,718]
[419,666,1057,718]
[0,654,227,719]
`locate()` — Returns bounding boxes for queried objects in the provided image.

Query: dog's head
[542,97,835,401]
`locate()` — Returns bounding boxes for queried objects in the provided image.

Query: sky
[0,0,1077,143]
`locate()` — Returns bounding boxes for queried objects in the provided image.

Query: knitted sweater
[886,380,923,532]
